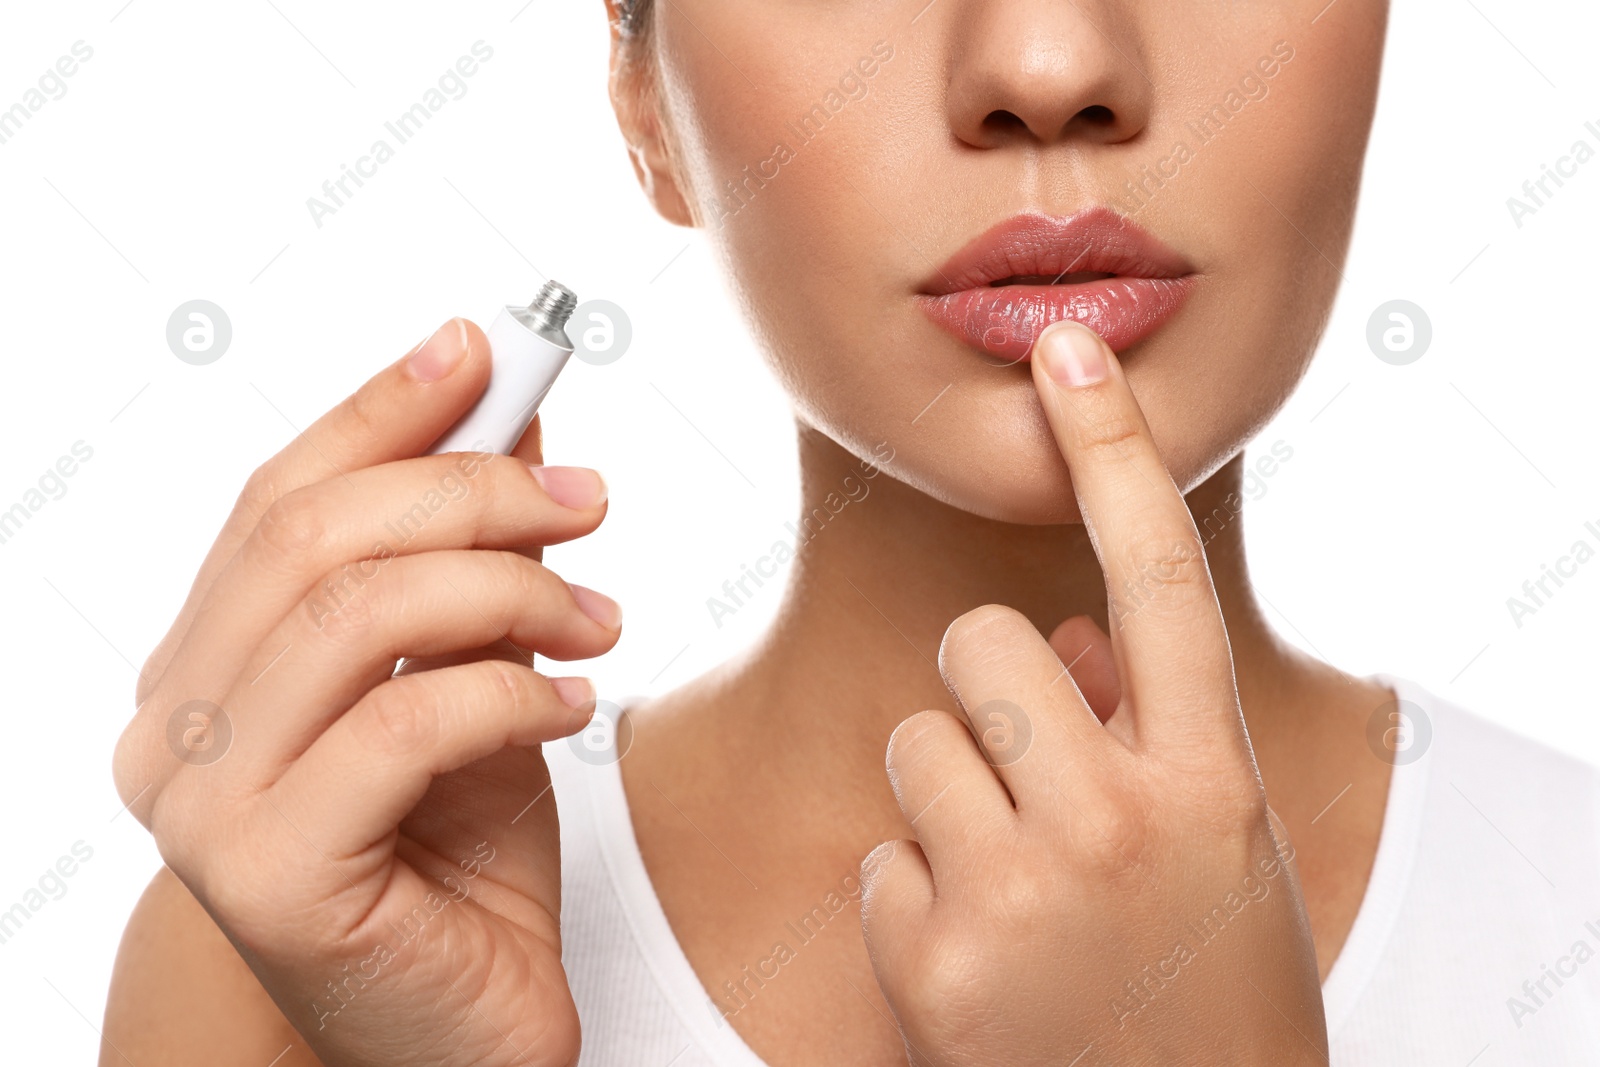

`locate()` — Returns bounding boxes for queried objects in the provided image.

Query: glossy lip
[915,207,1197,363]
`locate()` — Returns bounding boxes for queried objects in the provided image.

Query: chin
[918,460,1088,526]
[831,385,1089,526]
[857,354,1225,528]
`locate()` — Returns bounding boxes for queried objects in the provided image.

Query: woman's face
[612,0,1389,523]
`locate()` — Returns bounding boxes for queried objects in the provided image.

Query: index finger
[1028,319,1241,750]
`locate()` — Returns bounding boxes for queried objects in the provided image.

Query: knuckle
[135,642,173,709]
[187,848,272,937]
[237,462,285,518]
[895,930,994,1026]
[1201,776,1271,834]
[146,781,200,873]
[256,490,328,566]
[110,722,149,814]
[488,550,551,607]
[506,549,550,590]
[1110,534,1209,615]
[1069,792,1150,878]
[355,680,440,757]
[484,659,540,709]
[133,668,158,710]
[1076,408,1143,455]
[310,568,385,645]
[1130,534,1207,586]
[985,861,1056,922]
[111,726,157,825]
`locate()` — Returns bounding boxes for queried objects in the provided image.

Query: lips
[915,207,1196,363]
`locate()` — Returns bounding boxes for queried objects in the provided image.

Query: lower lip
[916,276,1195,363]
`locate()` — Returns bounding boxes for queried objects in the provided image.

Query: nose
[944,0,1152,149]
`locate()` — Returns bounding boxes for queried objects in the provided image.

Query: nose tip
[946,2,1151,150]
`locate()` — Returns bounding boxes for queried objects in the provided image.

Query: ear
[604,0,696,228]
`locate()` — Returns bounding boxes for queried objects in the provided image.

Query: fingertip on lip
[1035,318,1099,345]
[1031,318,1097,365]
[1034,320,1110,389]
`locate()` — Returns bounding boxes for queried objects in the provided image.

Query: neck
[631,426,1394,990]
[713,424,1305,779]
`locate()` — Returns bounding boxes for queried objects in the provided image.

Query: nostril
[1077,104,1115,127]
[981,109,1029,136]
[978,104,1117,143]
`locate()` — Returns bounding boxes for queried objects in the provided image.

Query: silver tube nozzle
[527,280,578,331]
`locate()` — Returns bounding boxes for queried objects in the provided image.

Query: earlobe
[622,124,695,228]
[605,10,696,228]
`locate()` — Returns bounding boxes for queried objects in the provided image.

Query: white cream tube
[428,280,578,456]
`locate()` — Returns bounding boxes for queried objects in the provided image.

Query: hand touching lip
[858,319,1326,1066]
[916,207,1197,363]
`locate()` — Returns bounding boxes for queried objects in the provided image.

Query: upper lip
[918,206,1194,296]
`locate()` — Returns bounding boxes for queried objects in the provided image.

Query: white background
[1,0,1596,1060]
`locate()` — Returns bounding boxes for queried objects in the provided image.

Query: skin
[103,0,1397,1064]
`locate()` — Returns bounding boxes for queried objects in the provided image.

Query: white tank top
[543,676,1600,1065]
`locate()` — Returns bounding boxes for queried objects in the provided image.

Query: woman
[103,0,1600,1063]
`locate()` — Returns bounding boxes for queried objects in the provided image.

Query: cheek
[655,9,897,238]
[658,24,929,447]
[1117,15,1388,495]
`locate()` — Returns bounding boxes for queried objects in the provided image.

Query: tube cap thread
[527,281,578,331]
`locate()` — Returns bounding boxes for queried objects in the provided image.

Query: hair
[618,0,653,39]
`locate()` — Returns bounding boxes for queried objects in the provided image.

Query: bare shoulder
[102,866,324,1067]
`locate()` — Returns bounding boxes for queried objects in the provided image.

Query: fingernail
[568,583,623,629]
[529,465,609,509]
[550,675,596,710]
[1037,321,1108,388]
[405,318,468,382]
